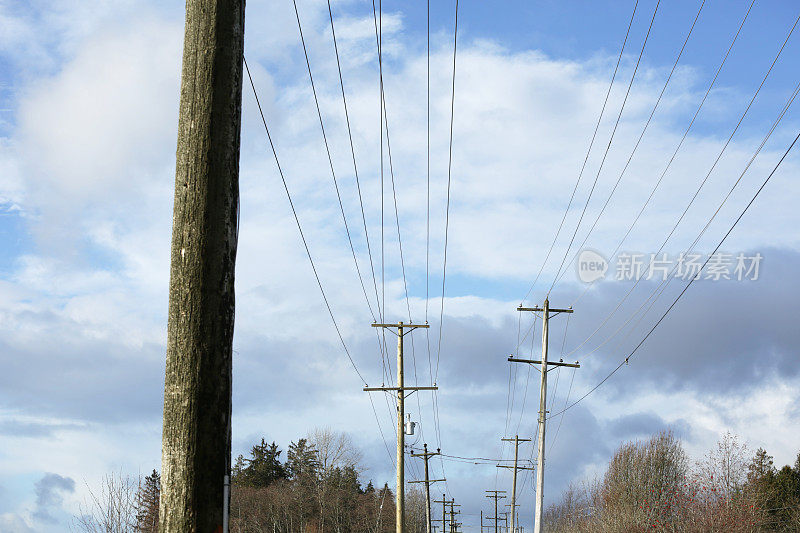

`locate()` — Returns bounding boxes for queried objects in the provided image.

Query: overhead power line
[551,130,800,419]
[434,0,460,384]
[552,0,707,290]
[520,0,640,305]
[567,0,756,309]
[548,0,662,295]
[292,0,379,323]
[244,57,367,387]
[562,6,798,359]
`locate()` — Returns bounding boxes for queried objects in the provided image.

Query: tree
[287,438,320,481]
[599,430,688,530]
[135,470,160,533]
[310,428,363,476]
[309,428,365,533]
[747,447,775,485]
[72,472,138,533]
[233,438,287,487]
[696,431,749,503]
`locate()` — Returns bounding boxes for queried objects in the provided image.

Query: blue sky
[1,0,799,530]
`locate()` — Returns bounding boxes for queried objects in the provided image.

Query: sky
[1,0,799,530]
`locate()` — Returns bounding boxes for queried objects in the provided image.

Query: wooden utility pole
[434,495,447,533]
[485,490,507,533]
[497,436,532,533]
[160,0,244,531]
[434,496,459,533]
[509,299,578,533]
[366,322,436,533]
[504,504,520,533]
[410,444,445,533]
[449,504,461,533]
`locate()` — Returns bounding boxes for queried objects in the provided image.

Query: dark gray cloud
[544,247,800,398]
[32,472,75,524]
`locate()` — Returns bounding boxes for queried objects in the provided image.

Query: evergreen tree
[135,469,160,533]
[233,438,287,487]
[287,438,320,480]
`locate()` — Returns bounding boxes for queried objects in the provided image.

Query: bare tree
[310,428,363,475]
[695,431,749,503]
[72,472,138,533]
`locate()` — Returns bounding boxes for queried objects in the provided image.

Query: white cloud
[0,0,799,526]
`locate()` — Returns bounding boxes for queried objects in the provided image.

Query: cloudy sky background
[1,0,799,530]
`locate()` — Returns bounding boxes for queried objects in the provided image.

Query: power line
[428,0,461,504]
[244,57,367,387]
[565,76,800,367]
[552,0,707,290]
[325,0,383,322]
[551,130,800,419]
[567,0,756,309]
[563,4,794,357]
[520,0,640,305]
[292,0,378,322]
[434,0,459,384]
[300,0,402,459]
[548,0,661,295]
[245,56,399,473]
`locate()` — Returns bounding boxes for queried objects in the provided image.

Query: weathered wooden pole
[159,0,244,531]
[397,322,405,533]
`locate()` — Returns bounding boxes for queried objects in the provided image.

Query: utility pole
[434,495,448,533]
[485,490,507,533]
[160,0,244,531]
[410,444,445,533]
[366,322,437,533]
[448,503,461,533]
[497,436,531,533]
[509,299,578,533]
[504,504,520,533]
[434,496,459,533]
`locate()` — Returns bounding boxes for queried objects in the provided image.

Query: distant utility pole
[365,322,437,533]
[160,0,244,531]
[497,435,532,533]
[504,504,521,533]
[410,444,445,533]
[485,490,507,533]
[449,504,461,533]
[509,299,579,533]
[434,496,459,533]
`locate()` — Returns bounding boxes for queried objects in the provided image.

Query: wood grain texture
[159,1,244,531]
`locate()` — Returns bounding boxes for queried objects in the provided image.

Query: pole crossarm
[496,464,534,470]
[410,450,442,458]
[508,357,580,369]
[363,386,439,391]
[372,322,430,336]
[501,437,531,442]
[517,306,573,314]
[409,479,446,484]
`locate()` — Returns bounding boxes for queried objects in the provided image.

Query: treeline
[543,431,800,532]
[72,469,160,532]
[71,428,423,533]
[230,428,427,533]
